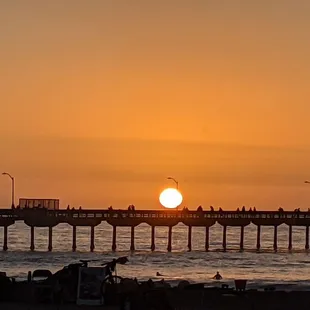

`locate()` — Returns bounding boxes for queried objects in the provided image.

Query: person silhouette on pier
[213,271,222,280]
[197,205,203,212]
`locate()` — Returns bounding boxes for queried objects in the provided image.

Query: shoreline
[3,269,310,292]
[4,275,310,292]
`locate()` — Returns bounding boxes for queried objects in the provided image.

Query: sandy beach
[3,289,310,310]
[1,304,118,310]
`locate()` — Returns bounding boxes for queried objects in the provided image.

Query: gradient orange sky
[1,1,310,209]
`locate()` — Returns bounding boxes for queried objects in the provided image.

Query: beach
[3,289,310,310]
[1,304,117,309]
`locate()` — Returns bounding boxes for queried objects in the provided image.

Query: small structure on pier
[18,198,59,210]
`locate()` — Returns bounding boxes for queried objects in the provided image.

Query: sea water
[1,221,310,290]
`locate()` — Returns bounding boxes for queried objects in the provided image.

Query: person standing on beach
[213,272,222,280]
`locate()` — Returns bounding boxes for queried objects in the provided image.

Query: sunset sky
[1,1,310,209]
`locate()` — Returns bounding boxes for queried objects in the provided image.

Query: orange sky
[1,1,310,209]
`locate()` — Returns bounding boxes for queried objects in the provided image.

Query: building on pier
[18,198,59,210]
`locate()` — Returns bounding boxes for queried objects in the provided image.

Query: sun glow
[159,188,183,209]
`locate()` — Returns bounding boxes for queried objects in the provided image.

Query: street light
[167,176,179,189]
[2,172,15,208]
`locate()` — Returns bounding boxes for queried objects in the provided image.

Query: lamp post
[2,172,15,208]
[167,177,181,211]
[167,177,179,189]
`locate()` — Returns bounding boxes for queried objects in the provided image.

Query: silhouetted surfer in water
[213,271,222,280]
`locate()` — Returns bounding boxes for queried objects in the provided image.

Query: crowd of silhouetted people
[192,205,310,213]
[9,204,310,214]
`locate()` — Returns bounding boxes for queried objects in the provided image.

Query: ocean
[1,221,310,290]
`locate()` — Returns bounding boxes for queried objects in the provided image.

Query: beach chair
[31,269,54,303]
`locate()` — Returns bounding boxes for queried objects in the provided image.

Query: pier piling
[130,226,135,251]
[90,226,95,252]
[240,226,244,251]
[72,226,77,252]
[288,225,293,250]
[3,226,8,251]
[187,226,192,251]
[223,226,227,251]
[151,226,155,251]
[48,227,53,251]
[167,226,172,252]
[205,226,209,251]
[256,225,261,251]
[273,226,278,252]
[306,226,309,250]
[30,226,35,251]
[112,226,117,251]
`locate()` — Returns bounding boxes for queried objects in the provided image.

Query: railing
[0,209,310,220]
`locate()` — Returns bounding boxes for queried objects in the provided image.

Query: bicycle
[99,256,129,304]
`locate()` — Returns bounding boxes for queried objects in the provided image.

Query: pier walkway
[0,208,309,252]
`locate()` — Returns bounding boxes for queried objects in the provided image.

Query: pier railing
[1,208,310,219]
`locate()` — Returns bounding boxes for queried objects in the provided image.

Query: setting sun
[159,188,183,209]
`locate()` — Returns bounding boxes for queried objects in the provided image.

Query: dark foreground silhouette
[3,290,310,310]
[2,259,310,310]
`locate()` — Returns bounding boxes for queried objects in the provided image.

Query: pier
[0,208,310,252]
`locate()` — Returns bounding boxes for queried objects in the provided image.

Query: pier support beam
[256,225,261,251]
[3,226,8,251]
[240,226,244,251]
[151,226,155,251]
[130,226,135,251]
[273,226,278,252]
[222,226,227,251]
[112,226,117,251]
[306,226,309,250]
[48,227,53,251]
[167,226,172,252]
[90,226,95,252]
[187,226,192,251]
[30,226,35,251]
[72,226,77,252]
[288,225,292,250]
[205,226,209,251]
